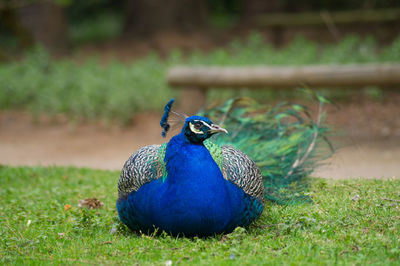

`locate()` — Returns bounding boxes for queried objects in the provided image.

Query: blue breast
[117,133,263,236]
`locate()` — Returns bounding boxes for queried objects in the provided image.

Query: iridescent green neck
[204,140,223,169]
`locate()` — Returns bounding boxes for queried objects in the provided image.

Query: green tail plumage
[202,97,331,204]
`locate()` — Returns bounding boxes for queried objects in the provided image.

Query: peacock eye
[194,122,203,129]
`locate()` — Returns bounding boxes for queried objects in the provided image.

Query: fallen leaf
[78,198,104,209]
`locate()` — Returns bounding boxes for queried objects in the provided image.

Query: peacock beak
[208,124,228,134]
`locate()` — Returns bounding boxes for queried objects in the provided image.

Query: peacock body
[117,97,328,236]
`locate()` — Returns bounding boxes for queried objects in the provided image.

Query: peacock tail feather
[201,96,331,205]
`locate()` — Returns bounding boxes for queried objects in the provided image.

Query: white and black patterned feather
[118,145,164,198]
[221,146,264,201]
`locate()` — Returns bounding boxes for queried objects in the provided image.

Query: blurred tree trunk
[0,1,33,60]
[123,0,208,37]
[16,1,68,55]
[0,6,33,49]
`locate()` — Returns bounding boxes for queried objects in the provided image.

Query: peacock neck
[164,133,221,184]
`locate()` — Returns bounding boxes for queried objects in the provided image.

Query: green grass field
[1,165,399,265]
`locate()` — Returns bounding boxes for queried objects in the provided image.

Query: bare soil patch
[1,96,399,179]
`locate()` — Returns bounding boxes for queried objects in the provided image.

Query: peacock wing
[221,145,264,201]
[118,144,167,199]
[204,140,264,201]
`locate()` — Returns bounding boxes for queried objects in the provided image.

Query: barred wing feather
[118,144,165,199]
[221,145,264,201]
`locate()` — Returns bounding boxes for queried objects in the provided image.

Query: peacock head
[160,98,227,143]
[182,116,228,144]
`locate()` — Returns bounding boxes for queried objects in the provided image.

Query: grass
[1,34,400,124]
[0,165,399,265]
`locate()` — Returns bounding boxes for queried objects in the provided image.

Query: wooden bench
[167,64,400,114]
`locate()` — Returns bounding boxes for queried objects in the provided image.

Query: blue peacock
[117,97,328,236]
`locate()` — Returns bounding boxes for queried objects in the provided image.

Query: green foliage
[1,165,399,264]
[0,48,169,124]
[183,34,400,66]
[69,12,123,46]
[203,96,331,204]
[1,34,400,123]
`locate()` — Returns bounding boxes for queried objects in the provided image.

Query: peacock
[117,97,329,236]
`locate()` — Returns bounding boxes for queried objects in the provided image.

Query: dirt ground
[1,97,399,179]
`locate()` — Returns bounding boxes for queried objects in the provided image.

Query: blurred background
[0,0,399,178]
